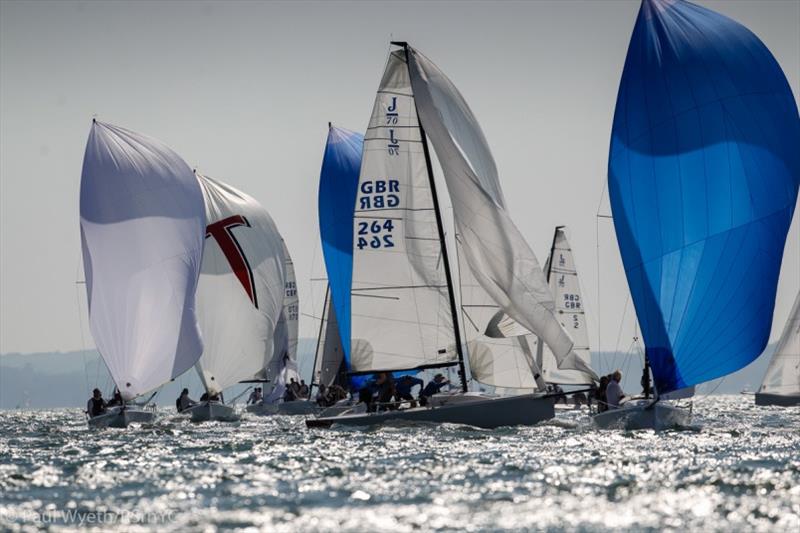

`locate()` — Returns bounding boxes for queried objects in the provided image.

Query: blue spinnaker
[318,126,363,377]
[608,0,800,394]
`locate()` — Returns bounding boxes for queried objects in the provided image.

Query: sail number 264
[357,219,395,249]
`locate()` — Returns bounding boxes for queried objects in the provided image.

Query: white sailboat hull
[592,400,691,430]
[755,392,800,407]
[186,401,239,422]
[306,392,555,429]
[87,406,155,429]
[246,400,321,417]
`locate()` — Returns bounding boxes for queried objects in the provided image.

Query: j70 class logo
[205,215,258,308]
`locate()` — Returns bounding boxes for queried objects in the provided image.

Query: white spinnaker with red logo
[194,173,286,395]
[79,121,206,401]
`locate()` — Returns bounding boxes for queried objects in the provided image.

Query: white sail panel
[194,173,286,394]
[759,291,800,395]
[407,48,596,381]
[263,239,300,392]
[79,121,206,400]
[313,287,346,388]
[538,228,595,385]
[349,50,456,372]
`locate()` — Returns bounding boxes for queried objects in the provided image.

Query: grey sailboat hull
[306,392,555,429]
[246,400,321,417]
[186,401,239,422]
[87,406,155,429]
[755,392,800,407]
[592,400,690,431]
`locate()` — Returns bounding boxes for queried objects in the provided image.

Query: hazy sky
[1,0,798,356]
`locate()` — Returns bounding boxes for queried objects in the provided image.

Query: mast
[395,41,468,393]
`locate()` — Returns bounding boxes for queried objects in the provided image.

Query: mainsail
[79,120,206,400]
[759,292,800,397]
[194,173,287,395]
[318,126,363,378]
[348,50,458,374]
[608,0,800,394]
[537,227,594,385]
[312,287,346,388]
[406,45,597,382]
[264,240,300,385]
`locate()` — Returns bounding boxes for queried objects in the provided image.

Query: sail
[759,292,800,396]
[608,0,800,394]
[80,121,206,400]
[347,50,456,373]
[312,287,346,388]
[538,227,595,385]
[263,239,300,390]
[194,173,286,395]
[318,126,363,372]
[406,46,596,380]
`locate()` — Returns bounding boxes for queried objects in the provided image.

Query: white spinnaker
[537,228,595,385]
[407,47,597,381]
[759,291,800,396]
[349,50,456,372]
[313,287,345,388]
[194,173,286,395]
[80,121,206,401]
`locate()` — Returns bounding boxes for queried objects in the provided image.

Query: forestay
[759,292,800,396]
[608,0,800,394]
[537,228,595,385]
[80,121,206,401]
[194,173,286,395]
[406,47,596,381]
[348,50,456,372]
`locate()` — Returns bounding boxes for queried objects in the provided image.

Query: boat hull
[306,392,555,429]
[592,400,690,430]
[186,401,239,422]
[87,406,155,429]
[755,392,800,407]
[246,400,321,417]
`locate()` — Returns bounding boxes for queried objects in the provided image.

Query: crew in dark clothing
[395,375,424,408]
[86,388,107,417]
[375,372,396,411]
[420,374,450,406]
[176,388,197,412]
[298,380,310,399]
[107,388,123,408]
[596,375,610,413]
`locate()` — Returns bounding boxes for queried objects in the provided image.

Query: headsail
[318,126,363,375]
[194,173,286,395]
[406,46,597,381]
[80,121,206,401]
[537,227,594,385]
[312,287,347,389]
[348,50,458,373]
[759,291,800,396]
[608,0,800,394]
[263,240,300,389]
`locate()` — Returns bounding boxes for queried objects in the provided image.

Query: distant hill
[0,341,773,409]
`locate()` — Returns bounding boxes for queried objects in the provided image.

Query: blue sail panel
[318,126,364,377]
[608,0,800,394]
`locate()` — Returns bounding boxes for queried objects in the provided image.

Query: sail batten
[608,0,800,394]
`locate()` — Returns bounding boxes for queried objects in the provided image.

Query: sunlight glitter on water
[0,396,798,531]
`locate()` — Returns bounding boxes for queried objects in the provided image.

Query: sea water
[0,395,797,531]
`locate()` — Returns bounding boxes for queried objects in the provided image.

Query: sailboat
[756,291,800,406]
[598,0,799,429]
[536,226,595,394]
[307,125,364,415]
[245,239,313,416]
[307,43,597,429]
[187,172,287,422]
[80,120,206,428]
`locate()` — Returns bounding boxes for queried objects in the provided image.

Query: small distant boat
[756,291,800,407]
[80,120,207,428]
[189,172,288,422]
[600,0,799,429]
[308,42,597,429]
